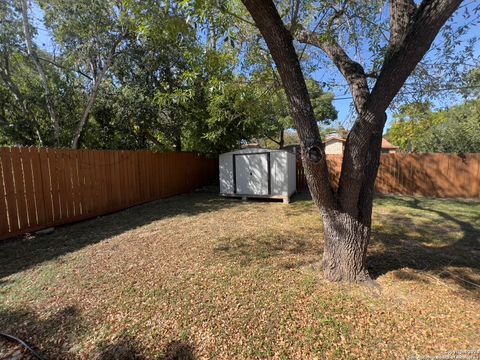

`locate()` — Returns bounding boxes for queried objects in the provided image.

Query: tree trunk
[278,128,284,149]
[174,135,182,152]
[322,210,370,282]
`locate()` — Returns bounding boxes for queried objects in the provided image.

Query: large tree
[240,0,468,282]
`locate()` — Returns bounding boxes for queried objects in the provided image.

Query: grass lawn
[0,190,479,359]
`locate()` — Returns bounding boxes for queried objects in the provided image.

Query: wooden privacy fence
[297,153,480,199]
[0,147,218,241]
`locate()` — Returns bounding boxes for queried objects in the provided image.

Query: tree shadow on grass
[93,338,196,360]
[92,335,146,360]
[0,305,196,360]
[0,305,84,359]
[0,191,235,279]
[213,230,322,269]
[368,195,480,294]
[215,191,480,294]
[159,340,196,360]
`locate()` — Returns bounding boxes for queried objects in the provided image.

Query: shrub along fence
[0,147,218,240]
[297,153,480,199]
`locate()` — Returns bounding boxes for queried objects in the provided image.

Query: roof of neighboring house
[240,143,261,149]
[324,136,346,143]
[323,135,399,150]
[381,138,399,149]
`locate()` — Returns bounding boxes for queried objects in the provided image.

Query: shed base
[220,193,291,204]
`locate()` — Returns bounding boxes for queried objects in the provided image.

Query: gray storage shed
[219,148,296,203]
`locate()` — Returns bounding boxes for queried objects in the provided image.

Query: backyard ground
[0,190,479,359]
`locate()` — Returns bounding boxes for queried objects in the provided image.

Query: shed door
[235,153,269,195]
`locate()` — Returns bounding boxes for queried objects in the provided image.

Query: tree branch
[389,0,416,49]
[266,134,281,145]
[369,0,463,115]
[336,0,463,216]
[71,36,124,149]
[37,56,93,81]
[296,30,369,113]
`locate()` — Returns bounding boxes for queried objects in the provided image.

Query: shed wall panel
[219,148,296,198]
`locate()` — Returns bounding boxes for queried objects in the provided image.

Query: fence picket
[0,151,9,234]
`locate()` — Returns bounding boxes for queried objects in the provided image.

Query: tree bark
[241,0,335,214]
[71,73,104,149]
[322,210,370,282]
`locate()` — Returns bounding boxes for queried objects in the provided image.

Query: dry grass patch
[0,191,479,359]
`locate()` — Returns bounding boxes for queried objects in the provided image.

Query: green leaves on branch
[387,100,480,153]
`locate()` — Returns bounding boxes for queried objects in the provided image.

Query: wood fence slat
[0,151,10,234]
[124,152,132,205]
[112,151,120,210]
[50,149,62,220]
[80,151,89,215]
[10,147,29,229]
[20,148,37,227]
[135,152,141,203]
[123,151,129,206]
[95,151,106,212]
[38,148,54,223]
[0,148,19,232]
[66,150,76,217]
[107,151,115,211]
[57,149,71,219]
[471,154,480,198]
[88,150,98,214]
[71,150,82,217]
[30,148,47,226]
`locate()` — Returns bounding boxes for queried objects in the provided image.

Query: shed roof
[221,147,289,156]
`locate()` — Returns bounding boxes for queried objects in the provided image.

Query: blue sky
[31,1,479,134]
[307,1,480,132]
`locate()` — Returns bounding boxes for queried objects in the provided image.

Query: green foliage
[415,100,480,153]
[0,0,340,152]
[387,102,440,151]
[386,100,480,153]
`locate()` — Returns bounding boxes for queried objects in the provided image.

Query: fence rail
[0,147,218,241]
[297,153,480,199]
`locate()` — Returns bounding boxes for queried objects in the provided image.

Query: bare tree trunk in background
[242,0,462,282]
[70,69,106,149]
[278,127,284,149]
[71,38,122,149]
[20,0,60,146]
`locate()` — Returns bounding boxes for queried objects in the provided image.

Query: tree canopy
[387,99,480,153]
[0,0,339,151]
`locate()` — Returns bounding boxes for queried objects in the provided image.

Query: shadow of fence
[0,191,232,279]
